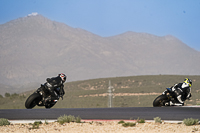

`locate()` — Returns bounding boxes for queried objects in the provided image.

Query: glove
[162,90,167,95]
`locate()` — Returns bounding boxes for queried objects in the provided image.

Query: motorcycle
[25,84,62,109]
[153,88,179,107]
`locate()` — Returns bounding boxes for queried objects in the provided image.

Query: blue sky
[0,0,200,51]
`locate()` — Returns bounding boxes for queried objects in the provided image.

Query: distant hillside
[0,14,200,94]
[0,75,200,109]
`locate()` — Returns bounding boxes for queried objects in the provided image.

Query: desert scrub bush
[183,118,199,126]
[118,120,136,127]
[154,117,162,123]
[0,118,10,126]
[137,118,145,123]
[57,115,82,124]
[122,122,136,127]
[30,121,42,129]
[76,116,81,123]
[118,120,125,124]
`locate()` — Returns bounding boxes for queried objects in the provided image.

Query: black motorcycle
[153,88,178,107]
[25,85,62,109]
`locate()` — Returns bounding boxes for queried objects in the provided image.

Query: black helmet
[59,73,67,83]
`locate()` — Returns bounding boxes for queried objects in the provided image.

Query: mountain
[0,14,200,95]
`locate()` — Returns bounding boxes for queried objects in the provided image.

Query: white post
[108,80,113,108]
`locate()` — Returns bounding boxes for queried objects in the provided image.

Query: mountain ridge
[0,14,199,94]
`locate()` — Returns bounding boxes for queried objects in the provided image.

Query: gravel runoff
[0,119,199,133]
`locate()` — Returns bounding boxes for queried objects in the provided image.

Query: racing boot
[169,101,176,106]
[173,103,184,106]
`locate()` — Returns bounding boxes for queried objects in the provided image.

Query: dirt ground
[1,121,200,133]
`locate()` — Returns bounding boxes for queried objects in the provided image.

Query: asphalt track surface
[0,107,200,121]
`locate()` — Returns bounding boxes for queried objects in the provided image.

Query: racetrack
[1,107,200,121]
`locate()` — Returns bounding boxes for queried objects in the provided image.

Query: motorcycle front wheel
[153,95,169,107]
[25,93,42,109]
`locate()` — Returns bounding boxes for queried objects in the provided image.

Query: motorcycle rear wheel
[25,93,42,109]
[153,95,169,107]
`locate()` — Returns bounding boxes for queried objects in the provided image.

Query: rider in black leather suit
[43,73,66,105]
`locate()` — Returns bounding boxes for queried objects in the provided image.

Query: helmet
[59,73,67,83]
[184,78,192,87]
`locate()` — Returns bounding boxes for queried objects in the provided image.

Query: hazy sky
[0,0,200,51]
